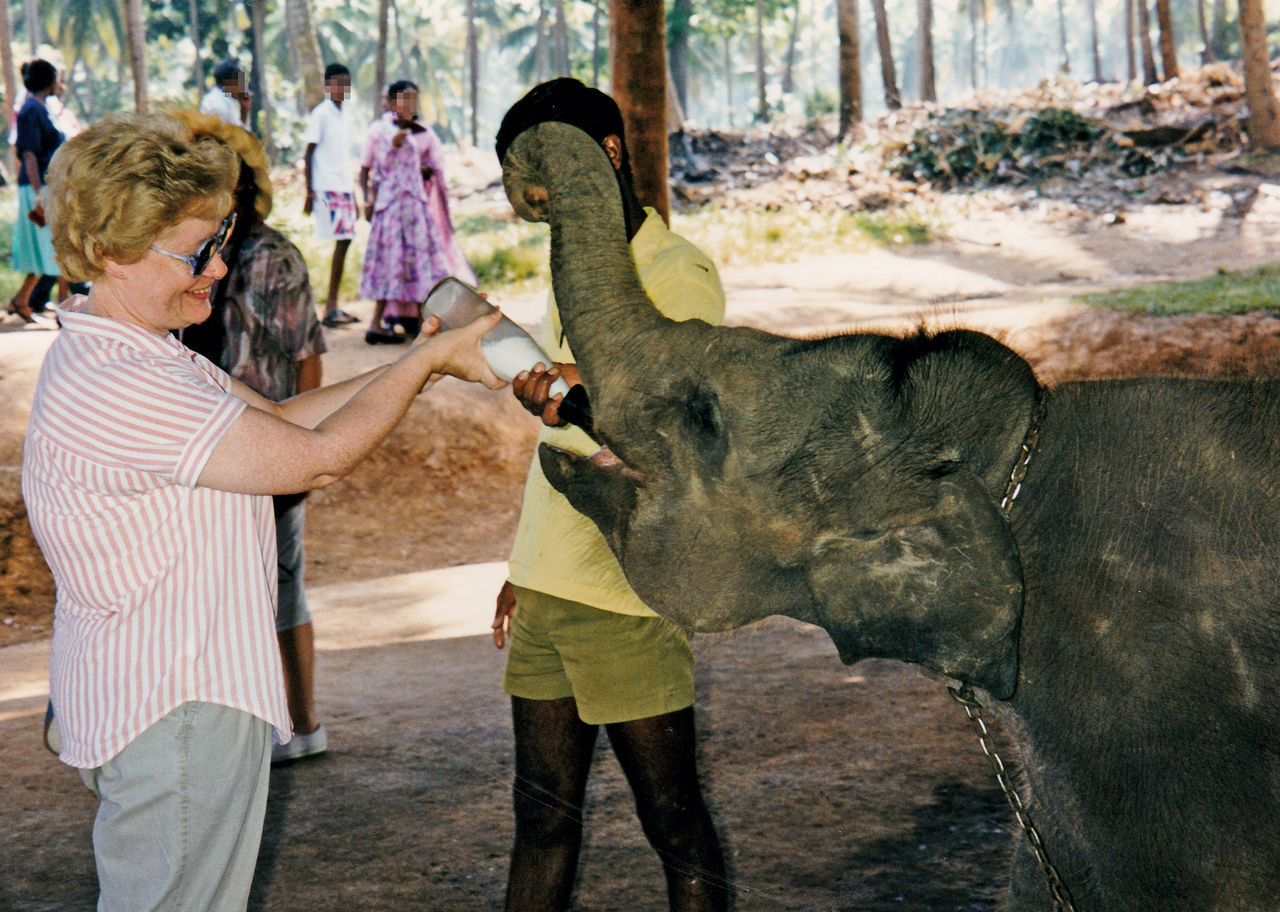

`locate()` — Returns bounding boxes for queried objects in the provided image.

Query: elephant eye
[677,385,728,473]
[682,388,719,436]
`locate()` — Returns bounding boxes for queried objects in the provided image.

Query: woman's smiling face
[130,215,230,332]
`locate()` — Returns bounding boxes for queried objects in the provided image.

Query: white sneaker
[271,723,328,765]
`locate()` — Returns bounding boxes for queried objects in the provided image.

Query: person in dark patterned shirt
[176,110,331,764]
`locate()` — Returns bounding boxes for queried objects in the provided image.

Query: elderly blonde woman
[26,112,502,912]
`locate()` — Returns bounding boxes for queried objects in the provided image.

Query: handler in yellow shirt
[491,78,730,912]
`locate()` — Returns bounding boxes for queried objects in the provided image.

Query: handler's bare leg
[505,696,597,912]
[607,708,730,911]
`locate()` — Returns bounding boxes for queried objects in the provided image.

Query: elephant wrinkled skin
[501,121,1280,911]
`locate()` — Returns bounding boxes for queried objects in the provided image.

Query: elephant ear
[805,472,1023,699]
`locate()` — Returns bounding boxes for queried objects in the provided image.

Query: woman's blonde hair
[46,112,239,281]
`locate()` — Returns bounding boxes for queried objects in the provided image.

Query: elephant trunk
[504,123,673,412]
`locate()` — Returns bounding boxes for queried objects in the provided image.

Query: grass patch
[1079,263,1280,316]
[676,205,932,268]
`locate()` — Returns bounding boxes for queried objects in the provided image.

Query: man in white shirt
[303,63,359,327]
[199,59,250,127]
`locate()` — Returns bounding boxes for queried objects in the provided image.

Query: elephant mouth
[584,446,645,483]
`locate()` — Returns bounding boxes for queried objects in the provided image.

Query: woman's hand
[412,311,505,389]
[393,130,408,149]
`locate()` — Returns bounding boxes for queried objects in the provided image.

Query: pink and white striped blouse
[22,297,291,769]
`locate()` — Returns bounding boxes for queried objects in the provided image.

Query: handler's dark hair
[23,58,56,94]
[324,62,350,81]
[212,58,243,86]
[387,79,418,100]
[495,77,630,180]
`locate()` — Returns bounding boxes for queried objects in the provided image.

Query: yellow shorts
[503,586,695,725]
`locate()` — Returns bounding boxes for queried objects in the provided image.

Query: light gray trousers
[79,701,271,912]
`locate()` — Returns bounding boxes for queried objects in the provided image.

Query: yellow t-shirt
[506,208,725,616]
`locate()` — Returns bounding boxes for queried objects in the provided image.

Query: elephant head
[501,122,1043,699]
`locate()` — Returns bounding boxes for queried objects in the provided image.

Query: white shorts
[313,190,357,241]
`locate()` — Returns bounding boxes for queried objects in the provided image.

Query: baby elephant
[502,119,1280,910]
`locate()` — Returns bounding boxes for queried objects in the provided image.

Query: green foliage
[454,215,549,290]
[1080,264,1280,316]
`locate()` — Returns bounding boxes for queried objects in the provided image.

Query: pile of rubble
[668,63,1262,214]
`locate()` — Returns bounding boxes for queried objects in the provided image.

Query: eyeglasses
[149,213,236,277]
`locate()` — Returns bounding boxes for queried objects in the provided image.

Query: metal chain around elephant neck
[947,395,1079,912]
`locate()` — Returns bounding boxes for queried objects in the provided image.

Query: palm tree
[1136,0,1158,84]
[285,0,324,110]
[0,0,13,170]
[611,0,668,220]
[871,0,900,109]
[1239,0,1280,148]
[375,0,391,103]
[836,0,860,138]
[1085,0,1102,81]
[23,0,37,52]
[1054,0,1070,73]
[753,0,768,121]
[1154,0,1178,80]
[918,0,936,101]
[124,0,148,110]
[669,0,693,113]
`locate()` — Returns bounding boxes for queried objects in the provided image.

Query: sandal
[365,329,408,345]
[7,297,34,323]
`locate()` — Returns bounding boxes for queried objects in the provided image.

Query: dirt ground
[4,160,1280,911]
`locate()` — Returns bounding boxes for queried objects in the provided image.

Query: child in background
[358,79,475,344]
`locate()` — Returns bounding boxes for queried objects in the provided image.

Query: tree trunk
[375,0,390,106]
[1125,0,1136,81]
[190,0,204,91]
[1196,0,1214,62]
[1137,0,1158,84]
[249,0,270,149]
[467,0,478,146]
[968,0,979,90]
[1154,0,1178,80]
[553,0,570,75]
[1210,0,1230,60]
[753,0,768,122]
[1055,0,1071,73]
[285,0,325,111]
[535,0,550,83]
[917,0,935,101]
[724,33,734,129]
[1239,0,1280,149]
[592,0,603,86]
[23,0,35,54]
[871,0,900,109]
[782,0,801,95]
[610,0,669,221]
[124,0,149,111]
[0,0,14,165]
[1086,0,1102,81]
[668,0,692,113]
[837,0,861,138]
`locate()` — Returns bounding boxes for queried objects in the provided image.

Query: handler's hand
[492,579,517,649]
[513,362,581,427]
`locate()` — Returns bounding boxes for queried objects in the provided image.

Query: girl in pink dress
[358,80,476,344]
